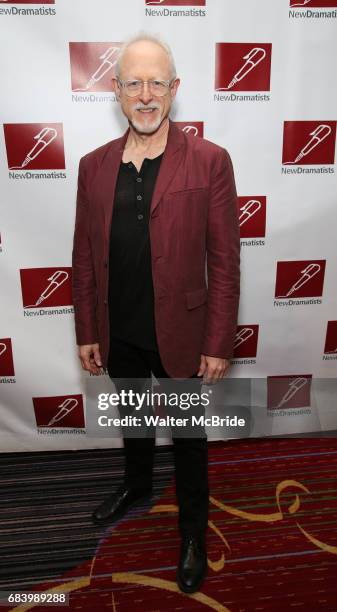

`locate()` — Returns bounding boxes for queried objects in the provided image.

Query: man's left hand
[197,354,230,384]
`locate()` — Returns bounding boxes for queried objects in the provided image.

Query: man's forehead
[120,65,171,80]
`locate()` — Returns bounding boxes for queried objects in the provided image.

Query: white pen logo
[234,328,254,348]
[275,377,308,409]
[25,270,68,307]
[216,47,266,91]
[290,0,311,6]
[0,343,7,357]
[73,46,120,91]
[239,199,261,227]
[283,124,332,165]
[146,0,166,4]
[277,263,321,298]
[182,125,199,136]
[47,398,78,426]
[9,127,57,170]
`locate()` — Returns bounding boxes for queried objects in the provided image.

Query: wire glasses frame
[116,77,175,97]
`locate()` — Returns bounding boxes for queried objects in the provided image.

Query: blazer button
[104,300,107,305]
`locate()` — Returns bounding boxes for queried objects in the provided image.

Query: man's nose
[139,82,153,103]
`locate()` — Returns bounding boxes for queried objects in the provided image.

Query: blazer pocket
[185,287,208,310]
[168,186,207,196]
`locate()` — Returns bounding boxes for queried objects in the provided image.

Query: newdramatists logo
[0,338,15,382]
[282,121,336,174]
[323,321,337,360]
[145,0,206,17]
[267,375,312,413]
[231,325,259,364]
[33,395,85,434]
[3,123,66,179]
[0,0,56,16]
[0,0,54,3]
[289,0,337,19]
[146,0,205,3]
[20,267,73,316]
[274,259,326,306]
[69,42,122,102]
[238,196,266,245]
[214,43,272,102]
[176,121,204,137]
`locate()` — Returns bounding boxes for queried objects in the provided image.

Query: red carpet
[5,438,337,612]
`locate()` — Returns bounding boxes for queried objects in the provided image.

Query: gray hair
[115,31,177,80]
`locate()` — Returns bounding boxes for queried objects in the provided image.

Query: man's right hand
[78,343,103,375]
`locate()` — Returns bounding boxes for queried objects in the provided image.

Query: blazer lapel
[150,119,185,217]
[102,126,130,243]
[102,118,185,243]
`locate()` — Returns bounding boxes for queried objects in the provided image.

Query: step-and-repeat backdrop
[1,0,337,451]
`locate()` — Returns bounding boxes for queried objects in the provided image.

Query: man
[72,32,240,594]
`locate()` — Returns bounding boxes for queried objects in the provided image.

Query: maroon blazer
[72,119,240,378]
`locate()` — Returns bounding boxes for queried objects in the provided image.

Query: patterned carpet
[1,438,337,611]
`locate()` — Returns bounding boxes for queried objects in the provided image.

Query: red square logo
[282,121,336,165]
[215,43,272,92]
[290,0,337,7]
[324,321,337,354]
[176,121,204,137]
[267,375,312,410]
[145,0,205,5]
[3,123,65,170]
[2,1,54,3]
[275,260,326,299]
[33,395,85,428]
[0,338,15,377]
[20,268,72,308]
[233,325,259,358]
[69,43,121,93]
[238,197,266,238]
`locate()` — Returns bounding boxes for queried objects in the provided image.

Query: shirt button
[136,177,142,183]
[137,195,142,201]
[137,214,144,220]
[128,163,133,169]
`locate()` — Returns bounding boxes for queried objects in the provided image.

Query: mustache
[133,104,161,110]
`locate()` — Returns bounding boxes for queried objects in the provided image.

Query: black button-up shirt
[108,152,164,351]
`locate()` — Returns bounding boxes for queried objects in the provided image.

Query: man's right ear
[111,77,121,99]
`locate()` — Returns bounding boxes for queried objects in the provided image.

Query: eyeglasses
[116,77,175,97]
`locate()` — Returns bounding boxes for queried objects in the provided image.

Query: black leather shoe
[92,485,152,525]
[177,533,207,593]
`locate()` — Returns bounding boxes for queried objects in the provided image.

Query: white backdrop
[1,0,337,451]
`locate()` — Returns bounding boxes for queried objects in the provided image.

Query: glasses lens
[125,81,142,96]
[150,81,168,96]
[124,80,170,97]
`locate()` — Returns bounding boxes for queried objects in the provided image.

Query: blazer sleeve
[201,147,240,360]
[71,156,99,346]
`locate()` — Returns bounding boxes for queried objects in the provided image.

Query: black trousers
[107,336,209,536]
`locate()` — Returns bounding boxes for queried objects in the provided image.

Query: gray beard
[130,112,163,134]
